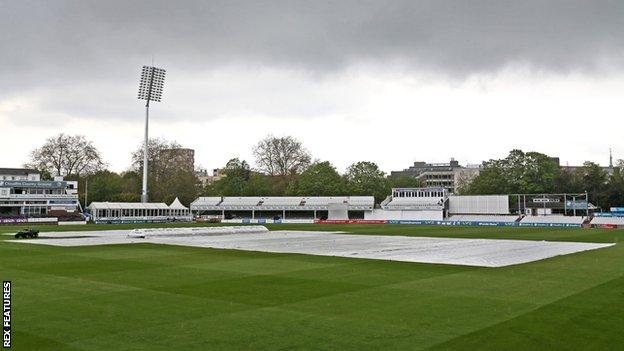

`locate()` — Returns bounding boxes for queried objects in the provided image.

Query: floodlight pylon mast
[142,97,150,203]
[137,65,166,203]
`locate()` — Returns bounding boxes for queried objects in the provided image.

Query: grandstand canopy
[88,202,170,210]
[190,196,374,211]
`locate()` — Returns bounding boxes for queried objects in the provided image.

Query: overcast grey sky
[2,0,624,172]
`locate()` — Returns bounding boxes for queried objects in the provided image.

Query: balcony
[5,194,78,199]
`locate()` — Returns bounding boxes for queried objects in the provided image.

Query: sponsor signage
[387,220,581,228]
[10,194,76,199]
[314,220,387,225]
[594,213,624,217]
[518,222,581,228]
[0,218,27,224]
[533,197,560,203]
[94,219,169,224]
[48,199,78,204]
[195,218,585,229]
[222,219,585,228]
[222,219,316,224]
[610,207,624,213]
[594,224,617,229]
[58,221,87,226]
[387,220,425,225]
[27,217,58,224]
[565,200,589,209]
[0,180,66,189]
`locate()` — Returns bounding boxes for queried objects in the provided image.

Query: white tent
[88,200,190,223]
[168,197,189,216]
[169,197,187,209]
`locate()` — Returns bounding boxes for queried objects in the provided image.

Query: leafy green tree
[38,169,53,181]
[65,170,141,208]
[497,150,560,193]
[464,165,511,194]
[465,149,561,194]
[85,171,123,203]
[553,169,576,193]
[120,171,142,196]
[203,159,278,197]
[110,191,140,203]
[244,173,273,196]
[572,162,609,206]
[344,161,389,203]
[603,163,624,209]
[287,161,345,196]
[65,171,114,207]
[210,158,251,196]
[387,174,423,189]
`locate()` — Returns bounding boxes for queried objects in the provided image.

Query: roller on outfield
[127,226,269,238]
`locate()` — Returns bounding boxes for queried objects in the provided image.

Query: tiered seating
[189,196,374,211]
[387,197,440,205]
[520,216,585,224]
[303,197,345,205]
[219,197,263,206]
[591,217,624,225]
[448,215,520,223]
[385,197,444,209]
[261,197,302,206]
[190,197,222,206]
[347,196,375,206]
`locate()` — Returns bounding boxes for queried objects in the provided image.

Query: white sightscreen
[448,195,510,214]
[328,203,349,220]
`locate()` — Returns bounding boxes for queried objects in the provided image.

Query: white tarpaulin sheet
[10,229,614,267]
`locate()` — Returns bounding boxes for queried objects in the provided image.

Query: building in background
[390,159,480,193]
[557,155,616,176]
[0,167,81,219]
[0,168,41,181]
[196,168,226,187]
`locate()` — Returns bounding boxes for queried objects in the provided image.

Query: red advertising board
[314,219,387,225]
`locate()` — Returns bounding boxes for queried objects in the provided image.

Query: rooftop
[0,168,40,176]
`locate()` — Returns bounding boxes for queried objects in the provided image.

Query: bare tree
[26,134,106,177]
[253,135,311,177]
[131,138,183,173]
[131,138,199,204]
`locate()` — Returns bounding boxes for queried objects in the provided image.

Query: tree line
[204,157,421,204]
[461,149,624,210]
[24,134,624,210]
[25,134,421,206]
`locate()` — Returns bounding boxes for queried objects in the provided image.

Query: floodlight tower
[137,65,166,203]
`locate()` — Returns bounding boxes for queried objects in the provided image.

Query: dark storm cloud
[1,0,624,97]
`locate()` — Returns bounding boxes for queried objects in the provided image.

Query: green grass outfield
[1,223,623,350]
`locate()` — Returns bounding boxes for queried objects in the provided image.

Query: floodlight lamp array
[137,66,166,102]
